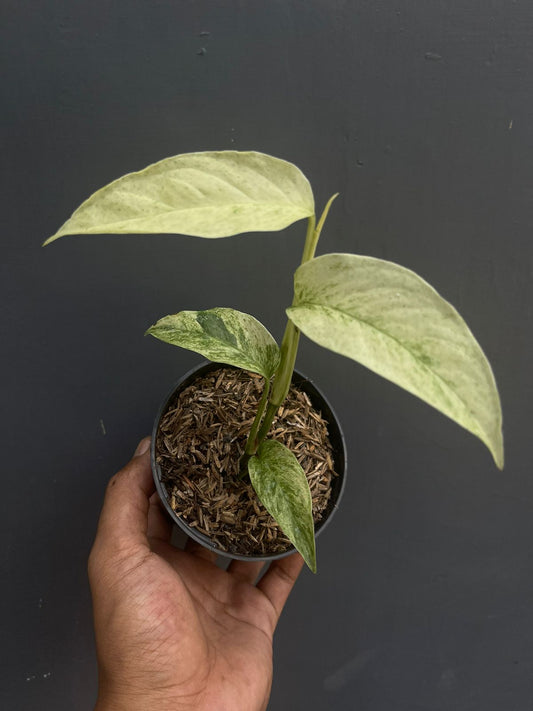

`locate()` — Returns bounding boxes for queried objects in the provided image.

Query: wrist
[95,688,202,711]
[96,700,177,711]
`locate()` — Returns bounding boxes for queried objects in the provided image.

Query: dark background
[2,1,532,709]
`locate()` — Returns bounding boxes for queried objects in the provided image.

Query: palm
[124,542,278,711]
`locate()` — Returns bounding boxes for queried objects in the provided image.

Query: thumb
[94,437,155,554]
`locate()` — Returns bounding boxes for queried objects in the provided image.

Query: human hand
[88,437,304,711]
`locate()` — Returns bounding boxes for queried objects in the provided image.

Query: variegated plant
[45,151,504,572]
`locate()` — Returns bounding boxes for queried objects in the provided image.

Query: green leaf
[287,253,504,468]
[146,307,280,379]
[248,440,316,572]
[44,151,314,245]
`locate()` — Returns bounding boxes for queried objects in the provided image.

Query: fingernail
[134,438,150,457]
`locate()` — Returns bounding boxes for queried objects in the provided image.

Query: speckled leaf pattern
[146,307,280,379]
[287,253,504,468]
[43,151,314,244]
[248,440,316,572]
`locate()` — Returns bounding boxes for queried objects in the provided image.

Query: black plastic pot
[151,361,346,564]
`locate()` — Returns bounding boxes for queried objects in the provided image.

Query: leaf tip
[493,439,504,470]
[299,535,317,574]
[483,421,504,470]
[42,234,58,247]
[307,553,317,574]
[43,222,72,246]
[306,536,317,573]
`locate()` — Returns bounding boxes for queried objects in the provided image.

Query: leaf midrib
[61,199,310,234]
[185,329,269,377]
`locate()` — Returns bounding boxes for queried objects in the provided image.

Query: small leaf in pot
[248,439,316,573]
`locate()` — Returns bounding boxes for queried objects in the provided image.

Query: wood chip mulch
[155,366,337,556]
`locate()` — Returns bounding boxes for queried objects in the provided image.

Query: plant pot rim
[151,361,347,564]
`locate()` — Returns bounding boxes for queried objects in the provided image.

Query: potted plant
[44,150,504,572]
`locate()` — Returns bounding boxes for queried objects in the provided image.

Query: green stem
[257,195,339,445]
[256,321,300,444]
[301,213,318,264]
[244,377,271,456]
[239,377,271,478]
[244,195,339,460]
[301,193,338,263]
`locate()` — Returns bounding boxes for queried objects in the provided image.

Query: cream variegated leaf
[44,151,314,244]
[248,439,316,572]
[146,307,280,379]
[287,253,503,468]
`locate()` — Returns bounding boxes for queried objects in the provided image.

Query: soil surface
[155,366,337,556]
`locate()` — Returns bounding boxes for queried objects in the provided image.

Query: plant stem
[244,377,271,456]
[256,195,338,446]
[256,321,299,441]
[241,195,339,464]
[301,193,338,263]
[239,376,271,477]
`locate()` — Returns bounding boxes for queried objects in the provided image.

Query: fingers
[94,437,154,555]
[227,559,266,585]
[184,537,218,564]
[257,553,304,625]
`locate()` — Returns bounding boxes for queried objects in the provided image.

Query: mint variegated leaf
[147,307,280,379]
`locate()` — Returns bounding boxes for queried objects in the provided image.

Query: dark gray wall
[3,1,532,709]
